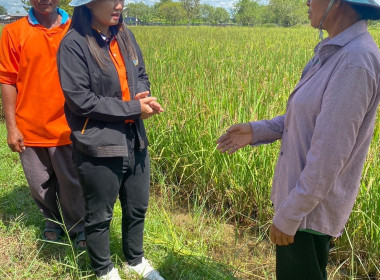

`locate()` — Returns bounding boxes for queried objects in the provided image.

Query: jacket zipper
[81,117,89,134]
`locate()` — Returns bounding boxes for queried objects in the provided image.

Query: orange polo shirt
[108,37,133,123]
[0,14,71,147]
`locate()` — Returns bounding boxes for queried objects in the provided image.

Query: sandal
[74,231,86,250]
[42,227,63,242]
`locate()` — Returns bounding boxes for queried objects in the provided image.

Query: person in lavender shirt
[217,0,380,279]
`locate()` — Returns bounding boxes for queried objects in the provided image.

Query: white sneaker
[97,267,122,280]
[126,257,165,280]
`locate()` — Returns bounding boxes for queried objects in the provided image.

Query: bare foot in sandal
[77,240,86,249]
[44,231,59,241]
[75,232,86,250]
[42,228,63,242]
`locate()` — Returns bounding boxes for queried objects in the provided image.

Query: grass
[0,121,275,279]
[0,25,379,279]
[136,25,380,278]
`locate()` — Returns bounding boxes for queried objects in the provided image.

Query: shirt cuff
[273,211,302,236]
[249,120,277,146]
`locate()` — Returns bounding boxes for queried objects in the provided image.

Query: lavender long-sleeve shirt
[250,20,380,237]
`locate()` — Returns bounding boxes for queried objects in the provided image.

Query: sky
[0,0,237,15]
[0,0,27,15]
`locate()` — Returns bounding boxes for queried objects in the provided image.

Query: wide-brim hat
[69,0,95,7]
[342,0,380,19]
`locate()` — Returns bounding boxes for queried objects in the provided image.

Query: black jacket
[58,27,150,157]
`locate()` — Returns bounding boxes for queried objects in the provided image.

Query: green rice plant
[131,25,380,278]
[0,25,378,278]
[141,26,316,223]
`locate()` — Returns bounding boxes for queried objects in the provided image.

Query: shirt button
[113,54,117,57]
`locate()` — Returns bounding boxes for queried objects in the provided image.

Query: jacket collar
[92,27,118,44]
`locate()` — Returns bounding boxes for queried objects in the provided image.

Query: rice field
[0,24,379,278]
[132,25,380,277]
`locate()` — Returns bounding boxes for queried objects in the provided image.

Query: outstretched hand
[216,123,253,154]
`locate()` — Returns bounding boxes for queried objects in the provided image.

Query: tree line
[124,0,309,27]
[17,0,309,27]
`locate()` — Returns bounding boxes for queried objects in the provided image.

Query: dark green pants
[276,231,332,280]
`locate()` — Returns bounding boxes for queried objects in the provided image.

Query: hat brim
[69,0,94,7]
[342,0,380,19]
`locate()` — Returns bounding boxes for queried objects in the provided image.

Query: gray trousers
[20,145,85,235]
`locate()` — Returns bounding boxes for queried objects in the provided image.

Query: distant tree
[158,1,186,25]
[152,0,172,13]
[213,7,230,24]
[124,2,153,24]
[199,4,230,25]
[255,4,271,25]
[0,5,7,15]
[21,0,30,12]
[181,0,200,27]
[267,0,308,26]
[199,4,214,24]
[233,0,260,26]
[58,0,74,15]
[157,0,172,5]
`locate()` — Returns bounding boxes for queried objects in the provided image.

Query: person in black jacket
[58,0,164,279]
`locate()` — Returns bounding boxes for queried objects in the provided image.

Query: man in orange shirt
[0,0,85,248]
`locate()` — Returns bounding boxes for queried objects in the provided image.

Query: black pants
[73,123,150,277]
[276,231,332,280]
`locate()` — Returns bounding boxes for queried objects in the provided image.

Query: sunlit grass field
[0,24,379,279]
[135,25,380,278]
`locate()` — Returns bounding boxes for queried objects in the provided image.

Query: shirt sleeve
[0,27,19,85]
[249,115,285,146]
[273,65,376,236]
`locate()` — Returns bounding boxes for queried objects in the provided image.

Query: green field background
[132,25,380,275]
[0,25,379,278]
